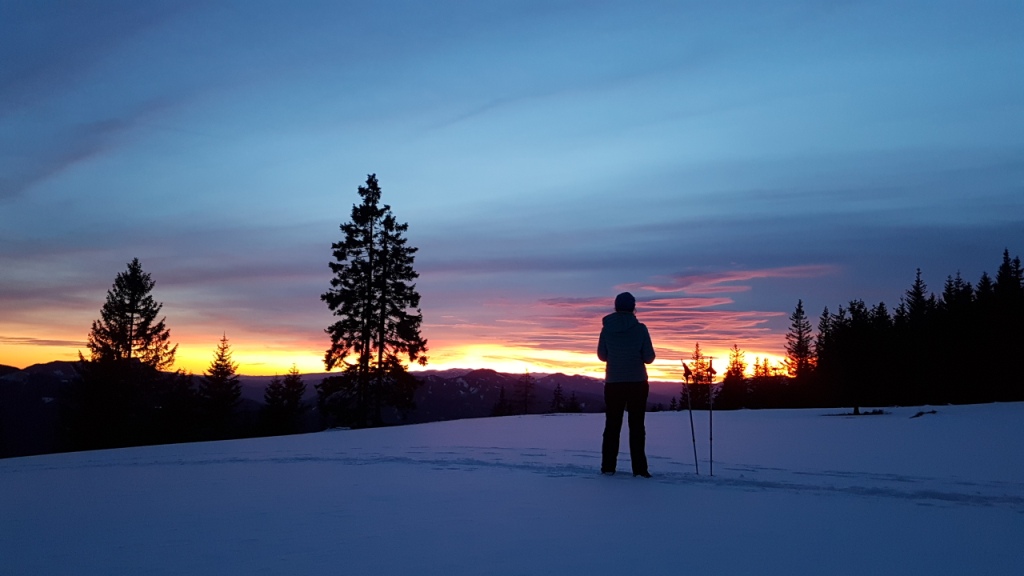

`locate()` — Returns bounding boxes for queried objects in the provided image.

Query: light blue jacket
[597,312,655,383]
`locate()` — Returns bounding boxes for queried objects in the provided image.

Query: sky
[3,405,1023,574]
[2,1,1023,379]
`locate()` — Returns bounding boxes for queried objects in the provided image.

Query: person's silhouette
[597,292,656,477]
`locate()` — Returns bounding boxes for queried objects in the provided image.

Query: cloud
[0,118,133,199]
[0,336,85,348]
[430,290,778,356]
[627,265,839,295]
[0,91,204,200]
[0,2,186,115]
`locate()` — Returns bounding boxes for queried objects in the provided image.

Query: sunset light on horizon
[2,2,1022,383]
[1,272,793,382]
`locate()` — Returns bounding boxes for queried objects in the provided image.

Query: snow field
[2,404,1022,575]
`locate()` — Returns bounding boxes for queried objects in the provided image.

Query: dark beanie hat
[614,292,636,312]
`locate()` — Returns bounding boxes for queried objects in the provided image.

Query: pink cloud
[626,264,839,295]
[427,294,784,365]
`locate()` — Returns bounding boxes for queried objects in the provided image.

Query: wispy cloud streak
[0,336,85,348]
[628,265,839,295]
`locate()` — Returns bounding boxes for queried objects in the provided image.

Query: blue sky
[2,1,1022,376]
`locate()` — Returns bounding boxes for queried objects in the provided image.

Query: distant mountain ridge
[1,362,681,457]
[3,362,680,411]
[233,367,613,421]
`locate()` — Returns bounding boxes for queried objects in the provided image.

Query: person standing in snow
[597,291,656,477]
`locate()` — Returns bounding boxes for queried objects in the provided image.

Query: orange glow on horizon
[411,343,791,383]
[416,343,606,377]
[0,342,82,370]
[3,284,794,378]
[2,264,817,379]
[2,336,791,381]
[174,345,325,377]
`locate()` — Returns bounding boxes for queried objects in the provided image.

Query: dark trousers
[601,381,649,474]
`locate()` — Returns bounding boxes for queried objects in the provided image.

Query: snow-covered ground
[3,404,1022,575]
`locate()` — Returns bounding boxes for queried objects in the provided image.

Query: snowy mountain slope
[2,404,1022,575]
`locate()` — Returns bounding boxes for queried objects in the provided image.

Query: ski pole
[708,359,716,477]
[709,386,714,477]
[681,361,698,475]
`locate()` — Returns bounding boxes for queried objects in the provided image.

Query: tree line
[670,249,1024,413]
[490,372,584,416]
[814,249,1023,411]
[60,258,311,451]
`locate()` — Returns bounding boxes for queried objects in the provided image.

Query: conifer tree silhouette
[199,334,241,436]
[320,174,427,427]
[69,258,180,449]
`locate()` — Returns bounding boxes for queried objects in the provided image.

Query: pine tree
[320,174,428,427]
[564,391,583,413]
[994,249,1024,303]
[690,342,710,380]
[784,300,815,379]
[975,271,995,302]
[752,357,767,378]
[867,301,895,406]
[68,258,180,450]
[550,382,566,413]
[719,344,747,409]
[199,334,241,436]
[688,342,711,408]
[938,272,975,403]
[513,371,536,415]
[283,365,306,408]
[264,375,286,413]
[894,269,939,404]
[84,258,177,370]
[815,306,831,362]
[725,344,745,380]
[491,386,513,417]
[896,268,936,325]
[264,365,306,434]
[990,249,1024,400]
[940,272,974,314]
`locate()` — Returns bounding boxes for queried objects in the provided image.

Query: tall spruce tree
[320,174,428,427]
[784,300,815,380]
[68,258,180,450]
[198,334,241,436]
[85,258,177,370]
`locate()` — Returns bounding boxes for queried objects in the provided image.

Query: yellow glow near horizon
[0,335,327,377]
[174,345,326,377]
[419,343,607,378]
[415,344,791,383]
[0,342,82,369]
[2,335,790,381]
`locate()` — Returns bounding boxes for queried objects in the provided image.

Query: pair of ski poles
[681,360,714,476]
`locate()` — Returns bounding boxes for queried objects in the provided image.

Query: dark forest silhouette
[695,249,1024,413]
